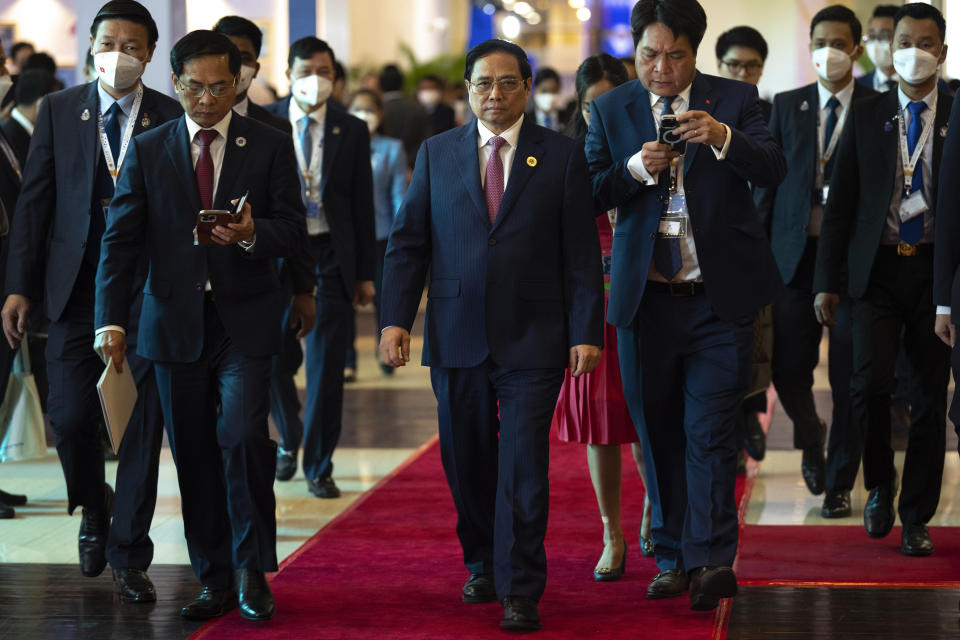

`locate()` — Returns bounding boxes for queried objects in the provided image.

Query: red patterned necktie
[195,129,218,210]
[484,135,506,224]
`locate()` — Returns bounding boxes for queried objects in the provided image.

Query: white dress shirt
[97,80,139,139]
[288,98,329,235]
[10,107,33,136]
[233,96,250,117]
[625,85,732,283]
[478,114,523,191]
[809,79,855,237]
[873,67,898,92]
[185,110,232,202]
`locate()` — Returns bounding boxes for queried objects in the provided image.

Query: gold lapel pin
[332,126,341,135]
[236,137,247,147]
[940,125,948,138]
[81,108,90,121]
[526,156,537,167]
[141,113,150,128]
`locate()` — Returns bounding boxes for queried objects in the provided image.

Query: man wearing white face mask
[264,37,375,498]
[0,0,182,602]
[816,2,952,558]
[529,67,564,132]
[755,5,873,519]
[858,5,900,93]
[417,74,456,136]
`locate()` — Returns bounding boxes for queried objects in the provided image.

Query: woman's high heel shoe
[594,540,627,582]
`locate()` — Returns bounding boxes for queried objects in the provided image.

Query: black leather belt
[646,281,705,296]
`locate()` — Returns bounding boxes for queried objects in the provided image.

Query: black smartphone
[659,114,687,155]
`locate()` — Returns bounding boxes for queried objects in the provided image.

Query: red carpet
[190,438,747,639]
[737,524,960,587]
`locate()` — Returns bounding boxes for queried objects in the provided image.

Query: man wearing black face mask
[816,2,951,558]
[1,0,182,600]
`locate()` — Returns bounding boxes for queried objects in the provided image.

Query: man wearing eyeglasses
[755,5,874,521]
[94,30,306,621]
[858,5,900,92]
[715,26,770,123]
[380,38,603,632]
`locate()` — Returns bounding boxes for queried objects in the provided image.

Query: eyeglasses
[720,60,763,74]
[468,78,525,95]
[176,78,236,99]
[864,32,893,42]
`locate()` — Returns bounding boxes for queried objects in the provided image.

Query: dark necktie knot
[661,95,677,116]
[826,96,840,112]
[196,129,217,148]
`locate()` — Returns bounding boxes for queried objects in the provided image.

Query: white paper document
[96,358,138,454]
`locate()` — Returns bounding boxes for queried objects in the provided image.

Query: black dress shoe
[275,449,297,482]
[0,503,13,519]
[821,489,852,518]
[688,566,738,611]
[462,573,496,603]
[742,411,766,461]
[180,586,238,620]
[901,523,934,556]
[801,423,827,495]
[113,568,157,603]
[79,483,114,577]
[235,568,275,621]
[864,480,897,538]
[594,540,627,582]
[307,475,341,498]
[0,489,26,506]
[500,596,541,631]
[646,569,689,599]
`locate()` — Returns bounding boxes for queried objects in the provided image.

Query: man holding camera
[585,0,785,611]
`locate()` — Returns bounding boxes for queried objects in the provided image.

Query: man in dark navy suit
[755,5,874,519]
[264,37,375,498]
[586,0,785,611]
[94,30,305,622]
[816,3,952,558]
[380,39,603,632]
[1,0,180,602]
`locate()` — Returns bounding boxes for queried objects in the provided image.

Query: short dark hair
[568,53,629,140]
[212,15,262,58]
[418,73,445,89]
[379,64,404,92]
[333,61,345,81]
[534,67,560,88]
[349,87,383,111]
[715,26,768,62]
[872,5,900,20]
[85,49,95,72]
[630,0,708,52]
[894,3,946,42]
[464,39,532,81]
[14,69,57,106]
[810,5,862,43]
[9,42,33,61]
[91,0,159,47]
[287,37,336,70]
[22,52,56,75]
[170,30,241,78]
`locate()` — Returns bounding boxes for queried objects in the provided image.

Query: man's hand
[354,280,375,308]
[640,140,680,177]
[290,293,316,339]
[675,110,727,148]
[935,313,956,347]
[1,294,30,349]
[569,345,601,377]
[212,199,255,245]
[813,292,840,328]
[380,326,410,368]
[94,330,127,373]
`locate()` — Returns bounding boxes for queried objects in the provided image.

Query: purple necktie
[195,129,217,210]
[484,136,506,224]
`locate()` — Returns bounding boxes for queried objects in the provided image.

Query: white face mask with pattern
[292,74,332,107]
[94,51,145,90]
[811,46,853,82]
[236,64,256,96]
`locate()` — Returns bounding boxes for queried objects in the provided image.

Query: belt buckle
[897,242,917,257]
[668,282,694,296]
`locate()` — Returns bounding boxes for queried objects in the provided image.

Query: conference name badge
[899,190,928,223]
[657,215,687,238]
[526,156,537,167]
[236,137,247,148]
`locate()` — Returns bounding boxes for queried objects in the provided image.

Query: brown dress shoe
[689,566,737,611]
[646,569,689,599]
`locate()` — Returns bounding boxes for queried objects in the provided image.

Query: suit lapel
[626,81,657,152]
[492,118,543,232]
[214,115,249,210]
[454,122,488,225]
[933,92,951,184]
[684,72,715,175]
[80,81,100,197]
[164,117,202,213]
[878,90,900,209]
[320,107,343,195]
[803,83,819,178]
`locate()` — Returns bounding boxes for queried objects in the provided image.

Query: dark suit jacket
[755,82,876,285]
[5,81,182,327]
[380,118,604,369]
[585,73,786,326]
[933,97,960,316]
[264,97,376,294]
[0,125,21,230]
[1,116,30,169]
[247,101,292,135]
[381,94,429,170]
[858,71,952,95]
[95,114,307,362]
[426,103,456,137]
[814,89,953,298]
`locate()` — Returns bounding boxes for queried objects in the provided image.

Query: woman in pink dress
[552,54,652,582]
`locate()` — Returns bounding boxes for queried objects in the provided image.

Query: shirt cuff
[238,234,256,251]
[937,305,951,316]
[96,325,126,336]
[711,124,732,160]
[627,149,657,185]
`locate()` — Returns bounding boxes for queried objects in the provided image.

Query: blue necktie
[654,95,683,280]
[103,102,122,164]
[822,96,840,182]
[298,115,312,167]
[900,101,927,244]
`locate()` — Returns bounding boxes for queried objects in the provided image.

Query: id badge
[100,198,111,220]
[657,215,687,238]
[899,190,929,223]
[821,185,830,206]
[306,201,321,219]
